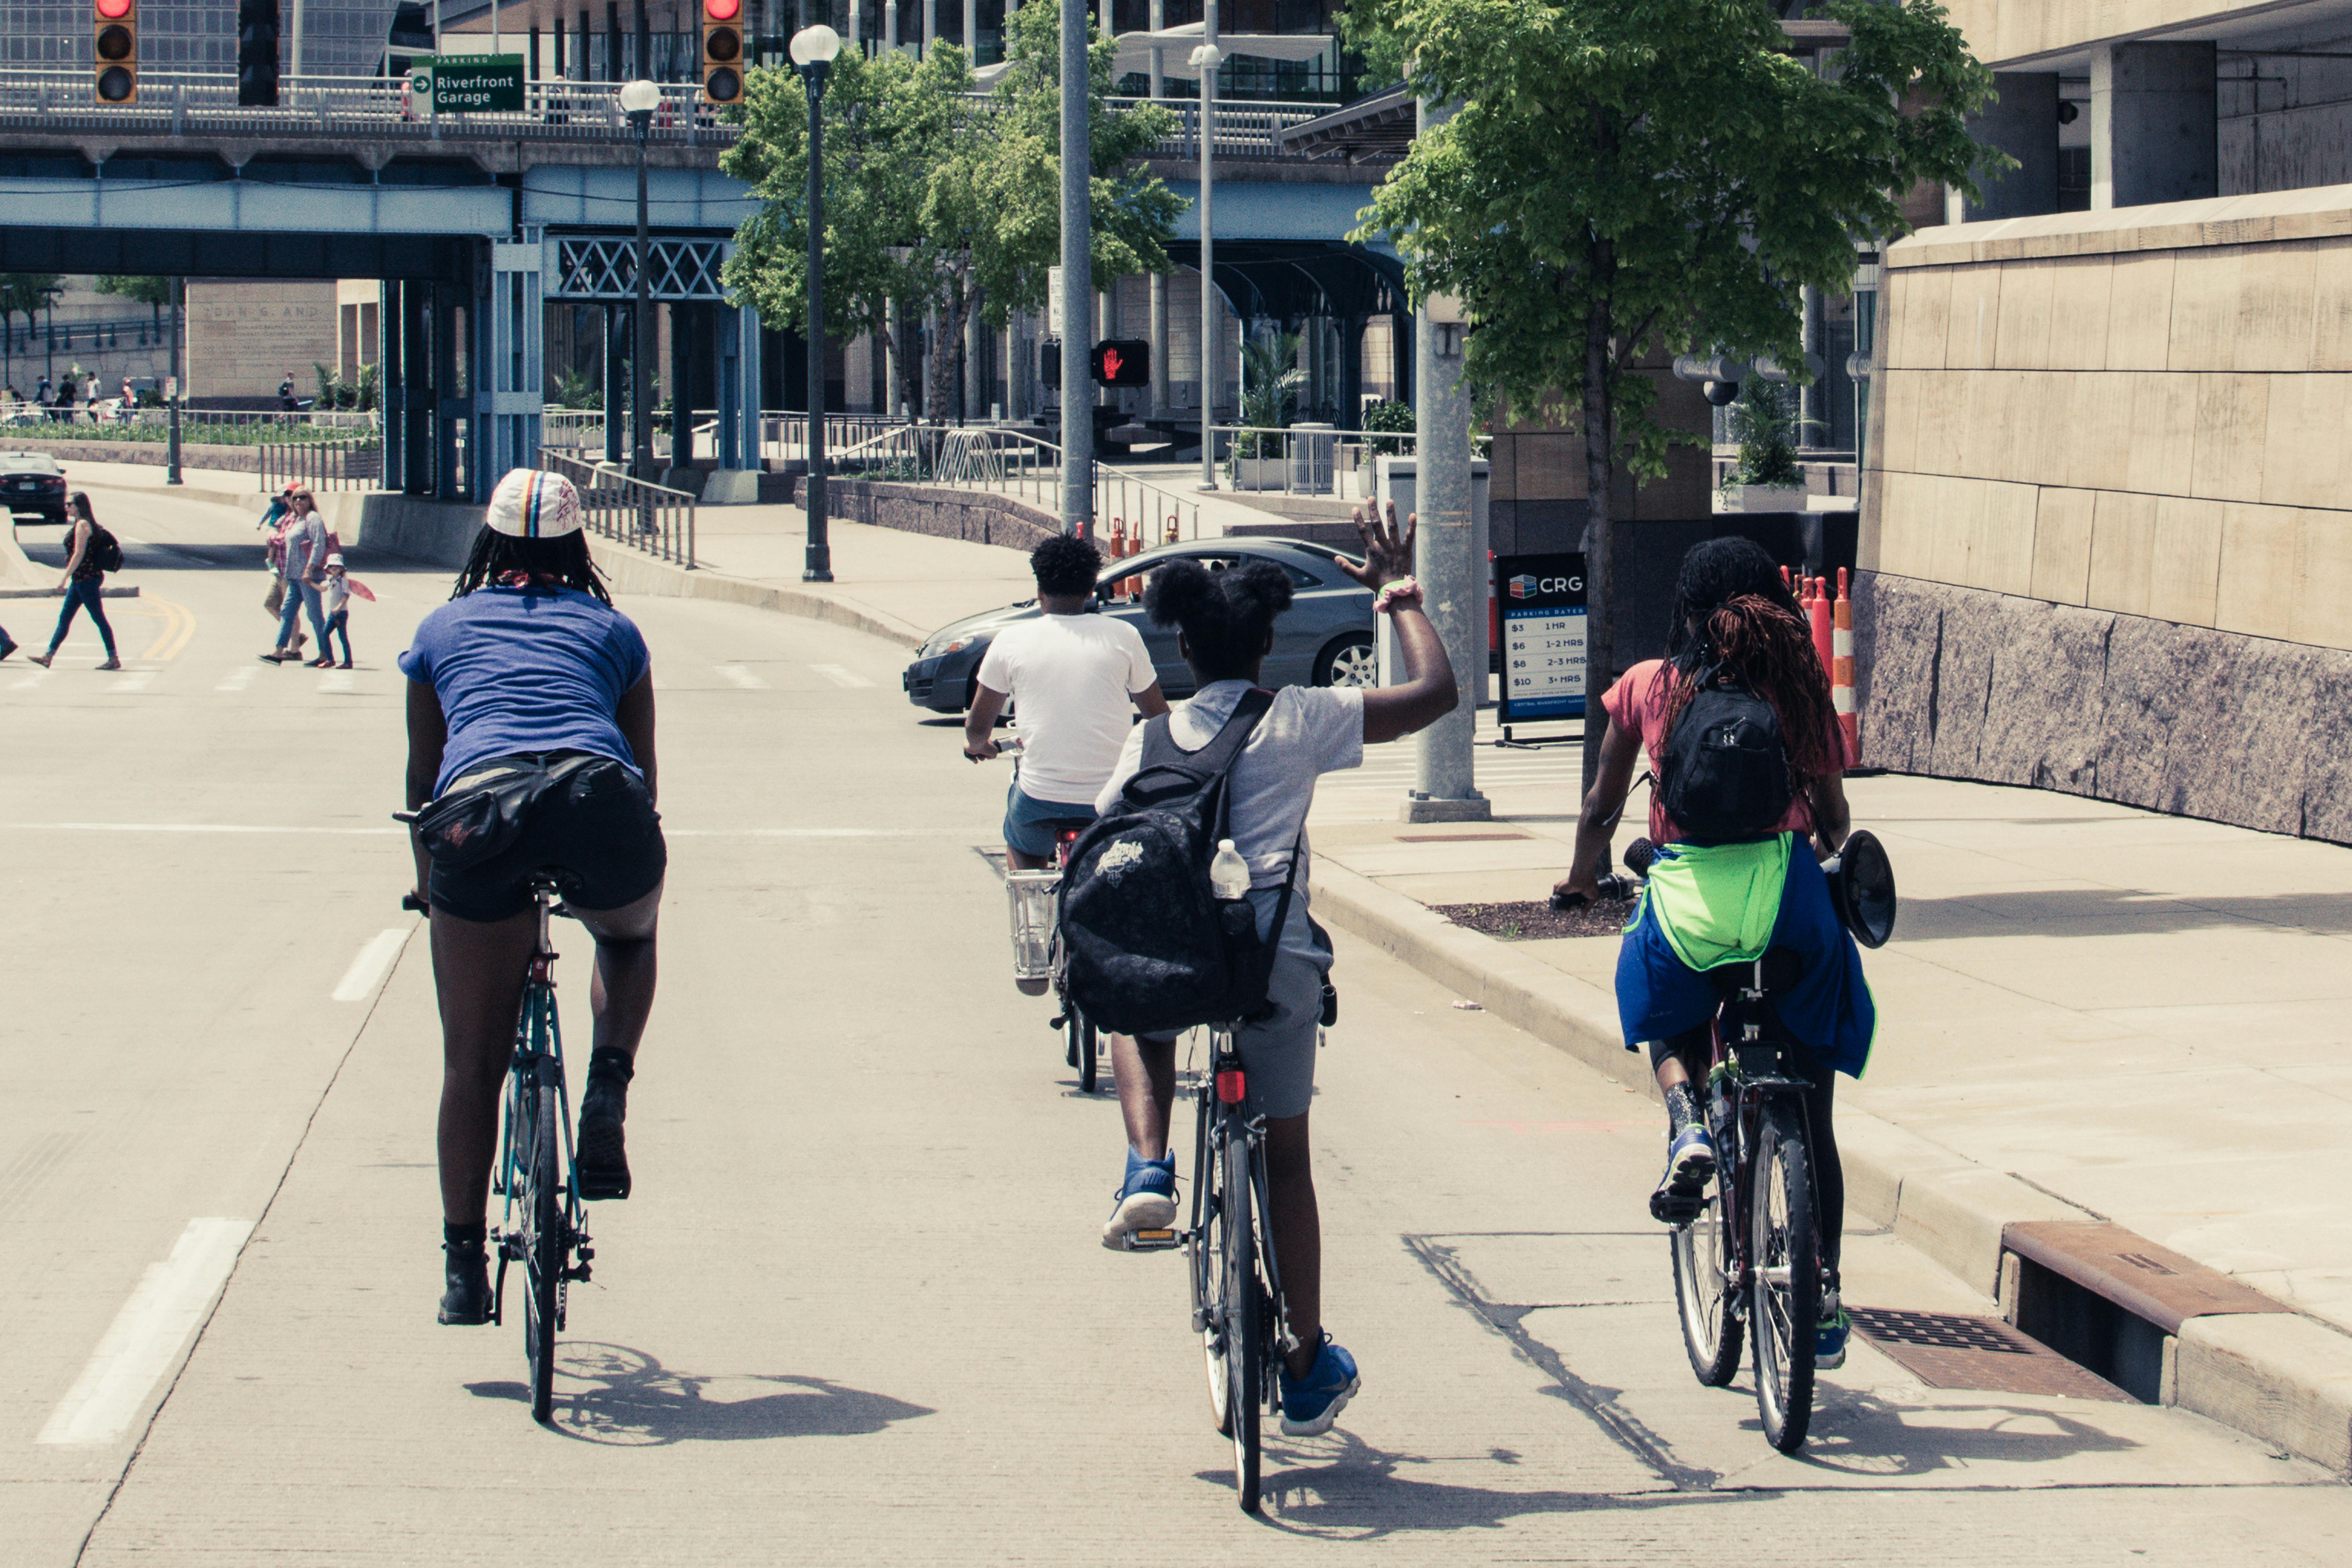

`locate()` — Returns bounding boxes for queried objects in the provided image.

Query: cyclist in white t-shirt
[964,534,1169,871]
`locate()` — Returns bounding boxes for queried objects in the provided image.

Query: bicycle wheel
[1191,1100,1236,1437]
[1671,1169,1743,1387]
[1750,1100,1819,1453]
[1076,1015,1099,1094]
[519,1058,563,1423]
[1221,1127,1264,1514]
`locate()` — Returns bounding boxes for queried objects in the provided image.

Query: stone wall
[1855,572,2352,844]
[1859,185,2352,841]
[789,477,1060,553]
[0,437,260,474]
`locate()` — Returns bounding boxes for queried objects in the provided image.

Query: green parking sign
[432,55,525,113]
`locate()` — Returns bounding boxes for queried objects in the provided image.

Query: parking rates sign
[1496,552,1588,724]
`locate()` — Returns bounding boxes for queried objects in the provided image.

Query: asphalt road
[5,489,2351,1564]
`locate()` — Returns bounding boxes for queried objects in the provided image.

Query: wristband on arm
[1372,576,1423,615]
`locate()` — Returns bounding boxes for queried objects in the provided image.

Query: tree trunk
[1580,245,1617,793]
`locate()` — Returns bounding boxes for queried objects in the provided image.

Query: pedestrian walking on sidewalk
[1552,535,1871,1369]
[313,552,372,669]
[26,492,122,670]
[261,485,330,664]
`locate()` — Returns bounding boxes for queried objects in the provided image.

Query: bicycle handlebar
[1549,837,1657,912]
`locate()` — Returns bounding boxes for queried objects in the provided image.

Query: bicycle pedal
[1118,1227,1182,1252]
[1049,1013,1068,1031]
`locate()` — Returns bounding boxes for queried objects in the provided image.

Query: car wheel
[1313,632,1379,689]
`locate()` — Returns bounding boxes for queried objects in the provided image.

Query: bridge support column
[381,281,406,492]
[488,240,546,490]
[605,305,628,465]
[664,301,694,487]
[403,283,434,497]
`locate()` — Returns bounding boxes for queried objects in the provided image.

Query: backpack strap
[1123,687,1275,806]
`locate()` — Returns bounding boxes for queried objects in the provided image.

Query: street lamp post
[1192,26,1220,492]
[1057,0,1091,537]
[619,78,661,483]
[791,22,842,581]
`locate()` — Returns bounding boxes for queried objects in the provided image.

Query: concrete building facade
[1862,1,2352,843]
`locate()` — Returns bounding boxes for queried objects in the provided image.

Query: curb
[1309,855,2352,1474]
[76,477,261,513]
[584,539,925,650]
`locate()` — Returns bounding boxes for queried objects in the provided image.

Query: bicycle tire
[1670,1172,1743,1387]
[521,1060,563,1424]
[1189,1094,1234,1438]
[1077,1015,1099,1094]
[1223,1126,1263,1514]
[1750,1100,1819,1453]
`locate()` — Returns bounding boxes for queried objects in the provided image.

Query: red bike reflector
[1216,1070,1247,1104]
[704,0,739,17]
[95,0,132,17]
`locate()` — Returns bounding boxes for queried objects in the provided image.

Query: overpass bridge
[0,71,1401,502]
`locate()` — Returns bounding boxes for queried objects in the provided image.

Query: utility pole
[166,278,182,485]
[1056,0,1090,535]
[1192,3,1219,491]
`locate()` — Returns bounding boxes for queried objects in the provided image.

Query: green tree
[0,273,65,397]
[99,274,174,356]
[722,0,1179,423]
[1353,0,1996,781]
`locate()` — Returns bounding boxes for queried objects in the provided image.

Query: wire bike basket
[1005,869,1060,983]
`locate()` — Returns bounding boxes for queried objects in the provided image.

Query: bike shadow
[1202,1430,1695,1537]
[1755,1389,2144,1479]
[466,1342,934,1446]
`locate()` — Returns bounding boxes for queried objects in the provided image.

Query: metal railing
[0,73,732,147]
[1209,423,1410,499]
[835,423,1203,539]
[541,449,696,569]
[259,438,383,492]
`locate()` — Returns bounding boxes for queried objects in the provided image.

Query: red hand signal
[1101,347,1123,381]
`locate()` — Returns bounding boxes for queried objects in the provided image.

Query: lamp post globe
[789,24,841,67]
[617,77,661,116]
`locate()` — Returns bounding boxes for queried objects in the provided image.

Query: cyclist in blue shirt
[399,469,666,1326]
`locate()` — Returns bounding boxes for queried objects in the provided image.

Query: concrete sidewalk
[1304,734,2352,1471]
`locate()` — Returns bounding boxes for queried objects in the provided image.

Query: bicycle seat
[1710,946,1807,995]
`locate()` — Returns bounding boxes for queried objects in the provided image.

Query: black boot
[575,1049,634,1201]
[439,1225,492,1325]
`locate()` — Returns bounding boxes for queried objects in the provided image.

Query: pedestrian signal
[94,0,137,104]
[702,0,744,104]
[1090,339,1149,388]
[236,0,279,106]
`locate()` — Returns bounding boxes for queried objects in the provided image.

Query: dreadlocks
[451,529,613,606]
[1651,537,1844,784]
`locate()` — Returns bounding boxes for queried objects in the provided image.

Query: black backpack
[1058,688,1296,1038]
[86,523,123,574]
[1658,663,1796,842]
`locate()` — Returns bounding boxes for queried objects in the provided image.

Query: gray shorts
[1227,950,1327,1120]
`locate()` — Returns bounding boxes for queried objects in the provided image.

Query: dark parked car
[0,451,68,526]
[902,536,1379,714]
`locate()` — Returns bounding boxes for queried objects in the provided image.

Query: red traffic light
[94,0,132,17]
[704,0,739,17]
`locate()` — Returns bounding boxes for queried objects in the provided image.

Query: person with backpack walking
[1072,499,1456,1439]
[26,492,123,670]
[261,484,331,664]
[1550,536,1872,1368]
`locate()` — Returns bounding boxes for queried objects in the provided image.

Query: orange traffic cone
[1808,575,1833,682]
[1833,568,1858,758]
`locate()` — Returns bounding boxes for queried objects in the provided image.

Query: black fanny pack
[412,751,608,869]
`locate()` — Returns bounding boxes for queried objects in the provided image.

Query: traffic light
[93,0,136,104]
[236,0,279,107]
[701,0,744,104]
[1091,339,1149,388]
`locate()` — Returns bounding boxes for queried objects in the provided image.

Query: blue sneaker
[1279,1334,1361,1437]
[1101,1151,1177,1249]
[1817,1295,1849,1370]
[1648,1123,1717,1223]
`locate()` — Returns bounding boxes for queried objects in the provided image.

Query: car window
[1102,552,1321,593]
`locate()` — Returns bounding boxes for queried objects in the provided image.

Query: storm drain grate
[1848,1307,2134,1401]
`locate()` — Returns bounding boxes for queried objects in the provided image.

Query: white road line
[332,928,410,1002]
[215,666,259,693]
[811,664,873,688]
[318,670,356,695]
[108,670,156,693]
[38,1218,254,1446]
[9,669,47,691]
[716,664,767,690]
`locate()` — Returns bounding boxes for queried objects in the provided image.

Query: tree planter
[1230,456,1287,491]
[1715,483,1809,514]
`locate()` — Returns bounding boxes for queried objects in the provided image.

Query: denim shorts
[1003,780,1097,859]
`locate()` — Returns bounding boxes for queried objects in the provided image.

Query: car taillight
[1216,1070,1247,1104]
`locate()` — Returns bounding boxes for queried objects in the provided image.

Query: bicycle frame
[490,886,589,1318]
[1702,958,1820,1319]
[1185,1027,1295,1363]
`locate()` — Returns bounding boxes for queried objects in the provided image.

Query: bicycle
[992,736,1104,1093]
[398,851,594,1426]
[1577,836,1861,1454]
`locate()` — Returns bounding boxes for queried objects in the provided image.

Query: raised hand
[1340,499,1417,592]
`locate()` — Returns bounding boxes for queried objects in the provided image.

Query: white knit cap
[485,468,584,539]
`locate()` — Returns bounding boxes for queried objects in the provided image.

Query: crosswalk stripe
[811,664,872,689]
[216,666,258,693]
[716,664,767,690]
[318,670,356,695]
[107,670,156,694]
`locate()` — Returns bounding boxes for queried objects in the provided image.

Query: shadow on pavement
[1769,1392,2143,1479]
[1899,887,2352,939]
[1208,1431,1695,1538]
[466,1342,935,1445]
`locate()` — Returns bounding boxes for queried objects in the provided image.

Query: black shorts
[428,753,667,924]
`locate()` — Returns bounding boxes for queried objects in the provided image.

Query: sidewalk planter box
[1715,483,1809,514]
[1230,456,1287,491]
